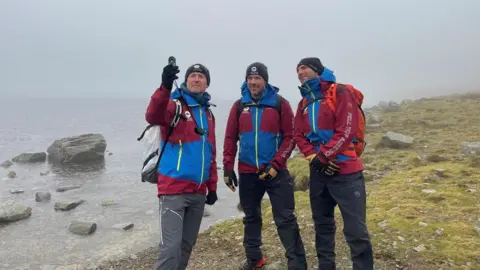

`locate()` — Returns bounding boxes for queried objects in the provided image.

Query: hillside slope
[99,92,480,270]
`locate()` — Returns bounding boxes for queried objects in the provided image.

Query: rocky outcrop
[380,131,414,149]
[0,200,32,223]
[12,152,47,163]
[46,134,107,164]
[378,101,401,112]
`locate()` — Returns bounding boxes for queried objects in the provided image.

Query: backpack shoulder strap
[170,98,184,127]
[137,99,183,141]
[275,94,282,116]
[235,98,244,122]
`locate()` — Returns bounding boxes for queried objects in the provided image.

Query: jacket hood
[240,81,279,107]
[170,83,212,106]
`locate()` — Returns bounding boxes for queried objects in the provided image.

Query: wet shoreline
[0,161,239,270]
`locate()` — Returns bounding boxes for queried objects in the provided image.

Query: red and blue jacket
[294,74,364,174]
[145,84,218,196]
[223,81,296,174]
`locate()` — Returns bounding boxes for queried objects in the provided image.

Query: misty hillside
[98,91,480,270]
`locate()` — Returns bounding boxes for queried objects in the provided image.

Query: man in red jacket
[223,62,306,270]
[294,57,373,270]
[145,62,218,270]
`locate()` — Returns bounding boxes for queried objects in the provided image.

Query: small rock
[68,220,96,235]
[35,192,51,202]
[467,189,476,193]
[397,236,405,241]
[9,189,24,194]
[461,141,480,155]
[419,222,428,227]
[367,123,381,129]
[54,200,85,211]
[367,113,382,123]
[12,152,47,163]
[425,154,448,163]
[433,168,448,177]
[56,185,81,192]
[112,223,134,230]
[435,228,444,235]
[108,152,113,156]
[100,200,116,207]
[7,171,16,178]
[381,132,414,149]
[1,160,13,168]
[422,189,436,194]
[265,261,283,270]
[40,170,50,176]
[130,254,137,260]
[413,244,426,252]
[474,225,480,235]
[0,200,32,222]
[377,220,388,228]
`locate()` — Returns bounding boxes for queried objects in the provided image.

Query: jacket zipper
[254,106,259,169]
[304,84,317,134]
[176,140,182,171]
[199,107,206,184]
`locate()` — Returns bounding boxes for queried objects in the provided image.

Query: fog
[1,0,479,106]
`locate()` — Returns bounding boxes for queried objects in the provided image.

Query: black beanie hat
[297,57,324,75]
[245,62,269,83]
[185,63,211,86]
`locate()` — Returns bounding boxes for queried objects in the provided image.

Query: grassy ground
[98,92,480,269]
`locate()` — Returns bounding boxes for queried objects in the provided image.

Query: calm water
[0,97,240,270]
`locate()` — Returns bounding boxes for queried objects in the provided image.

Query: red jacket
[145,84,218,196]
[294,78,364,174]
[223,83,296,174]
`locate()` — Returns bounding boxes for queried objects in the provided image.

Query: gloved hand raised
[306,154,340,176]
[161,64,180,91]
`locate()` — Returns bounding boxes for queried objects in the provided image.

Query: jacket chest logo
[242,107,250,114]
[185,111,193,121]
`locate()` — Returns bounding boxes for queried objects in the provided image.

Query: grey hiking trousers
[153,193,206,270]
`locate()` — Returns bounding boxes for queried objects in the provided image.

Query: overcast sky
[1,0,479,106]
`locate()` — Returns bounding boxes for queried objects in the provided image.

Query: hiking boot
[241,257,266,270]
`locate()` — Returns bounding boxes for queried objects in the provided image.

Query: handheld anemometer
[168,56,176,67]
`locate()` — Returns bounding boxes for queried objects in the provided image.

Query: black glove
[223,170,238,192]
[161,64,180,91]
[206,191,218,205]
[311,156,340,176]
[257,164,278,180]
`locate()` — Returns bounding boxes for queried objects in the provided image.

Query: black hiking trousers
[239,170,307,270]
[309,168,374,270]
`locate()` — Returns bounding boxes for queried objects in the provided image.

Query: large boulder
[47,134,107,164]
[0,200,32,223]
[12,152,47,163]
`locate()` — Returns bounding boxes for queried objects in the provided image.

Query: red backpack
[301,83,367,157]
